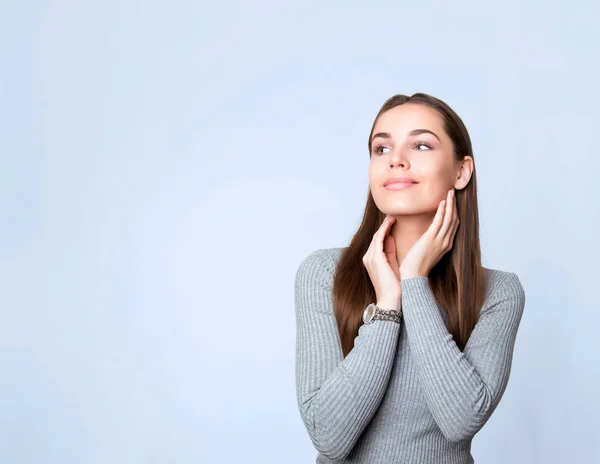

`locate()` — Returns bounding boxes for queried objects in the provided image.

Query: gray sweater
[294,247,525,463]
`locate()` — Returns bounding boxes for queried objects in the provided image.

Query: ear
[454,156,474,190]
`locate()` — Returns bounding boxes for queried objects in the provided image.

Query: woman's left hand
[400,188,460,280]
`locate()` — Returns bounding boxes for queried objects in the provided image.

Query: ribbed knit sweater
[294,247,526,463]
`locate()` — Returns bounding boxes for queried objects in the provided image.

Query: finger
[372,215,391,243]
[364,226,375,261]
[447,200,460,247]
[384,235,401,280]
[365,235,374,261]
[375,215,395,254]
[446,217,459,251]
[436,189,454,241]
[383,234,398,265]
[430,198,447,236]
[366,215,392,262]
[452,214,460,240]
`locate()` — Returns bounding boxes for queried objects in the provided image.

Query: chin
[378,200,436,216]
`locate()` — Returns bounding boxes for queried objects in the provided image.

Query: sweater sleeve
[400,272,526,443]
[294,249,402,461]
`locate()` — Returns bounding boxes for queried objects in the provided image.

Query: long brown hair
[332,92,485,358]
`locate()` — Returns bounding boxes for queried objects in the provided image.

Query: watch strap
[373,306,403,324]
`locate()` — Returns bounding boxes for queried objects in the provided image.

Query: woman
[294,93,526,463]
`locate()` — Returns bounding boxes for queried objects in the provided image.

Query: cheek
[368,165,374,187]
[420,165,454,202]
[426,156,454,179]
[368,159,383,186]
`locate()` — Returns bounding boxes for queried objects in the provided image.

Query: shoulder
[295,247,346,289]
[481,266,526,314]
[297,246,346,269]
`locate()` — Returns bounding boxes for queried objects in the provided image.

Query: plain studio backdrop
[1,1,598,463]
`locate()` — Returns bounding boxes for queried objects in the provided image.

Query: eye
[413,141,432,151]
[372,141,432,156]
[372,144,390,156]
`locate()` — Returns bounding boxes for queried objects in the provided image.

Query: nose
[388,147,409,169]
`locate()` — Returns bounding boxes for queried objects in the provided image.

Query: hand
[362,214,402,309]
[400,188,460,280]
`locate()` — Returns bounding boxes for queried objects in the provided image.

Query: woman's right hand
[362,214,402,310]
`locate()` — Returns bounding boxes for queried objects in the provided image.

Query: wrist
[400,268,428,280]
[376,297,402,311]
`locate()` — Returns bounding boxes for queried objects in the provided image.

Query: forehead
[374,103,444,134]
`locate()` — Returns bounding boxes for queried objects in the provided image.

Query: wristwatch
[362,303,402,324]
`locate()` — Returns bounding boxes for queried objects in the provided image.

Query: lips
[385,182,417,191]
[383,177,418,187]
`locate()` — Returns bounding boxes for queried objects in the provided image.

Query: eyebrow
[371,129,441,143]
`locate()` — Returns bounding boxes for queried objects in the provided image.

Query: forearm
[297,318,401,459]
[399,274,525,442]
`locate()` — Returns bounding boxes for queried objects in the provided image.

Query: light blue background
[1,1,598,463]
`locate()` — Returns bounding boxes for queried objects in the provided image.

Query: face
[369,103,465,216]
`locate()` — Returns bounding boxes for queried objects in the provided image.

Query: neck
[390,213,436,267]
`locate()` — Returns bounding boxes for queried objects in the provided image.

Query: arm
[295,249,401,460]
[400,272,526,443]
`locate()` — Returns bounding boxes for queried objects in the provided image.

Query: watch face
[363,303,376,323]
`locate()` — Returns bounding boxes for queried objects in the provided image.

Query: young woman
[294,93,526,463]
